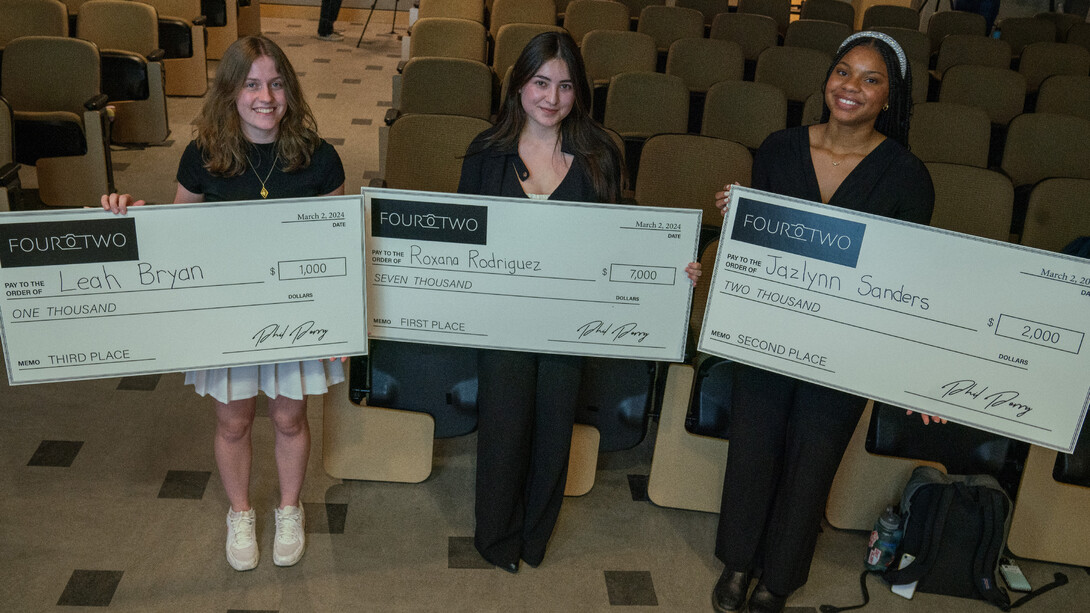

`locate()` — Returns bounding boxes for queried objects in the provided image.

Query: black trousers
[317,0,342,35]
[715,365,866,595]
[474,349,582,567]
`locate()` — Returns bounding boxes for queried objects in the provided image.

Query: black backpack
[883,467,1012,607]
[821,466,1068,612]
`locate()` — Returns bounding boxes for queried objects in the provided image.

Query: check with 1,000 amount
[0,196,368,385]
[363,188,700,362]
[698,187,1090,453]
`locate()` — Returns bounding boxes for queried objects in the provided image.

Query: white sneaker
[315,32,344,42]
[225,508,258,571]
[273,505,306,566]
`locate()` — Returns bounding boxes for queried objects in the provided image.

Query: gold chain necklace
[248,150,279,198]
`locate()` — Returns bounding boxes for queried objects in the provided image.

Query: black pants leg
[715,365,866,595]
[317,0,343,36]
[474,350,580,567]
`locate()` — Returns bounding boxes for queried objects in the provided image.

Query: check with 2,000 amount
[0,196,368,385]
[363,188,700,362]
[698,187,1090,453]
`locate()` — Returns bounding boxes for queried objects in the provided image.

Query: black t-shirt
[753,126,934,224]
[176,139,345,202]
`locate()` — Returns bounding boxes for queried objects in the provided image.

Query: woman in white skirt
[102,36,346,571]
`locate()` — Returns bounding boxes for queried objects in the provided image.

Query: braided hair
[819,34,913,147]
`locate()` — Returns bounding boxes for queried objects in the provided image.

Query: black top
[176,139,345,202]
[753,126,934,224]
[457,132,620,203]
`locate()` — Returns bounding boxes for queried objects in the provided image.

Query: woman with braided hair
[709,32,937,613]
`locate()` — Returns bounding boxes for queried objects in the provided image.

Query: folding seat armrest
[192,15,207,26]
[397,60,407,73]
[383,108,401,126]
[147,49,166,62]
[0,162,20,186]
[85,93,110,111]
[368,177,387,188]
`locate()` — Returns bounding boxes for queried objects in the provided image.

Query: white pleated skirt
[185,359,345,404]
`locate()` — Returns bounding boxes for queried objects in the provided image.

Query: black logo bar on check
[730,197,866,268]
[0,218,139,268]
[371,198,488,245]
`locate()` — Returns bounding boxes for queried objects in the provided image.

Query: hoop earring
[882,103,890,111]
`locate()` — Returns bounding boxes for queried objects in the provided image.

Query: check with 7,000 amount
[363,188,701,362]
[0,196,368,385]
[699,187,1090,453]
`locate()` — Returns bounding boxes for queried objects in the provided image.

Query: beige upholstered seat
[784,18,852,57]
[1036,74,1090,121]
[409,17,488,63]
[861,4,918,30]
[738,0,791,36]
[489,0,556,39]
[491,23,565,88]
[710,12,779,64]
[563,0,629,46]
[0,0,68,46]
[1020,178,1090,252]
[665,38,744,94]
[800,0,855,29]
[754,45,831,104]
[702,80,787,150]
[77,0,170,144]
[926,162,1014,242]
[637,5,705,55]
[909,102,991,168]
[417,0,484,23]
[1018,41,1090,93]
[393,57,492,122]
[939,64,1026,126]
[136,0,209,96]
[1001,113,1090,191]
[1,35,113,206]
[927,10,987,57]
[380,114,491,193]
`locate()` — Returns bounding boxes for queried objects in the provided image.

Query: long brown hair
[484,31,622,202]
[195,36,321,175]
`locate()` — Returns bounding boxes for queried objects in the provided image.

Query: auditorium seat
[1008,410,1090,566]
[603,71,689,181]
[637,5,704,59]
[1035,11,1083,42]
[998,16,1057,67]
[927,10,988,58]
[709,12,778,79]
[939,65,1026,127]
[930,34,1011,95]
[77,0,170,145]
[488,0,555,40]
[634,133,751,250]
[1002,113,1090,235]
[676,0,732,27]
[138,0,209,97]
[1065,22,1090,52]
[235,0,260,38]
[202,0,238,60]
[738,0,791,37]
[408,17,488,65]
[385,57,492,125]
[377,113,491,193]
[784,19,852,58]
[800,0,855,29]
[754,46,831,126]
[909,102,991,168]
[702,80,787,151]
[872,26,930,65]
[665,38,744,133]
[852,0,911,31]
[1018,41,1090,94]
[1,35,114,207]
[861,4,918,31]
[1020,178,1090,253]
[563,0,629,46]
[417,0,484,23]
[0,0,68,47]
[1036,74,1090,121]
[492,23,565,92]
[926,162,1014,242]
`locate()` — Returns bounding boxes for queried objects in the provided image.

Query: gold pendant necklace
[248,150,279,199]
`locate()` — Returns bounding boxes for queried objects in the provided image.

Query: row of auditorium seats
[0,0,259,206]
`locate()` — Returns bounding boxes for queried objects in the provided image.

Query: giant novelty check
[698,187,1090,453]
[0,196,368,385]
[363,188,700,361]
